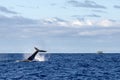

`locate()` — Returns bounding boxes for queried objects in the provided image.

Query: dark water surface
[0,53,120,80]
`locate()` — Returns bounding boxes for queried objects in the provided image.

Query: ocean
[0,53,120,80]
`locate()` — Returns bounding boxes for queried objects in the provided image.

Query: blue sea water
[0,53,120,80]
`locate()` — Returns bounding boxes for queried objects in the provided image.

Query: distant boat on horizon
[97,51,103,54]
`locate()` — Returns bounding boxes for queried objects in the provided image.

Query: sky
[0,0,120,53]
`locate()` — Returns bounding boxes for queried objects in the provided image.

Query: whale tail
[27,47,47,61]
[34,47,47,52]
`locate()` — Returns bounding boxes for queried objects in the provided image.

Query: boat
[97,51,103,54]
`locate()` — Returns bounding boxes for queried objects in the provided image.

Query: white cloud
[96,19,113,27]
[0,15,120,39]
[114,5,120,9]
[0,6,17,14]
[71,19,84,26]
[78,29,120,36]
[67,0,106,9]
[43,18,120,28]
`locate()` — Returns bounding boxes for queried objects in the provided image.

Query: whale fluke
[34,47,47,52]
[16,47,47,62]
[27,47,46,61]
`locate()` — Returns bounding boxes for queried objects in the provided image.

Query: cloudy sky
[0,0,120,53]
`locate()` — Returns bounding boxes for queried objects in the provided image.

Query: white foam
[35,54,46,62]
[23,53,48,62]
[23,53,31,59]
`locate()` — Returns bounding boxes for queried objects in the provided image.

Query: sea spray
[23,53,31,60]
[23,53,49,62]
[35,53,46,61]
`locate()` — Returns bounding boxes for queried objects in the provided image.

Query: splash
[23,53,30,59]
[35,54,46,62]
[23,53,49,62]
